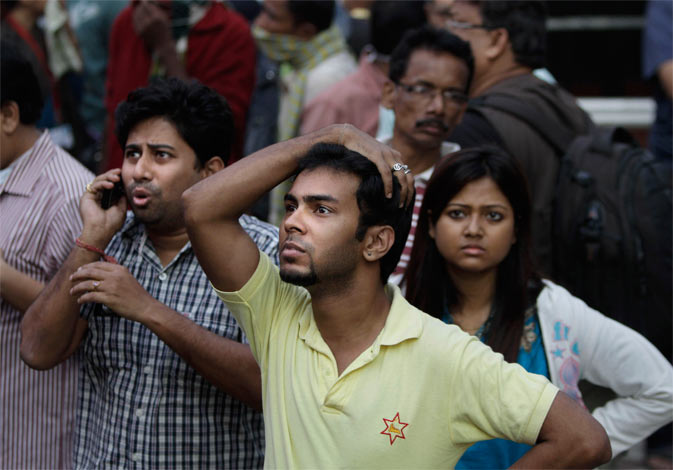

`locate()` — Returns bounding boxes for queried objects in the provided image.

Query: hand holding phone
[101,180,125,209]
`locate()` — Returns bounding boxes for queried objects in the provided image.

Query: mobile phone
[101,180,125,209]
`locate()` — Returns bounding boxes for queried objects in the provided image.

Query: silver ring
[392,162,408,172]
[403,168,411,174]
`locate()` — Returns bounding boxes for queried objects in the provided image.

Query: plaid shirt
[75,213,278,469]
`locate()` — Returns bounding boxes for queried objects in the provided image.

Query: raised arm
[182,124,410,293]
[20,170,126,369]
[512,391,611,468]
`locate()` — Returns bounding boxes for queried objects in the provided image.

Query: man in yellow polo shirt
[183,123,611,468]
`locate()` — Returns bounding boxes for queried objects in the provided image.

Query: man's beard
[280,264,318,287]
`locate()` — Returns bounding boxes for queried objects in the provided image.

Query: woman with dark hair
[404,145,673,469]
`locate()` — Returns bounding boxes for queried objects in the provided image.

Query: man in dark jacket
[446,0,592,275]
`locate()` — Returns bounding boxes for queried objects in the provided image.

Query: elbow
[19,338,55,371]
[579,423,612,467]
[20,316,59,370]
[181,187,199,229]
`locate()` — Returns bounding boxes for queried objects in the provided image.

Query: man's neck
[310,271,391,375]
[389,133,442,176]
[1,127,41,169]
[470,63,532,97]
[146,226,190,267]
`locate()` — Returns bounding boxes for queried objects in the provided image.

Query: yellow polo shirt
[214,252,558,469]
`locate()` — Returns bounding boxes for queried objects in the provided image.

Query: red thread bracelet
[75,238,118,264]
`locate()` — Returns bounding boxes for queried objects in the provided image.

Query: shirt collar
[297,283,424,354]
[2,131,53,197]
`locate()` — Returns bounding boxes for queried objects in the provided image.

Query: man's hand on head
[132,0,174,53]
[79,170,127,250]
[335,124,415,208]
[69,261,161,323]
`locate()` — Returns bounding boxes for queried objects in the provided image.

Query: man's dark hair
[471,0,547,69]
[297,143,413,285]
[389,26,474,93]
[0,39,45,125]
[115,77,234,166]
[370,1,426,56]
[287,0,334,33]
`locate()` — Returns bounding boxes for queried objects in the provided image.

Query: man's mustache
[415,118,449,132]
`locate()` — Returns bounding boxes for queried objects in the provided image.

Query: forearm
[141,303,262,410]
[184,125,338,224]
[20,246,96,369]
[0,262,44,313]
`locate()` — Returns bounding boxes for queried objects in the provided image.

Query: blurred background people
[103,0,256,170]
[300,0,427,137]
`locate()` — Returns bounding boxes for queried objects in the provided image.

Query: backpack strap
[469,93,577,156]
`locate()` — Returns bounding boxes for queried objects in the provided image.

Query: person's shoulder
[41,138,94,200]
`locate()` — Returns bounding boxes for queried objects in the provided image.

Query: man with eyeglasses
[444,0,592,276]
[378,26,473,284]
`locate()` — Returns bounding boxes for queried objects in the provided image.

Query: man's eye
[413,85,431,95]
[124,150,140,159]
[284,204,296,213]
[156,151,171,159]
[316,206,331,214]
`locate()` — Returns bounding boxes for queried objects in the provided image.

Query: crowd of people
[1,0,672,469]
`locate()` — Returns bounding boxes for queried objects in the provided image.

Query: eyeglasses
[396,82,468,106]
[445,19,495,30]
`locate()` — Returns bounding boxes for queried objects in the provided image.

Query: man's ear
[362,225,395,261]
[380,80,397,110]
[1,102,21,135]
[484,27,510,61]
[200,156,225,178]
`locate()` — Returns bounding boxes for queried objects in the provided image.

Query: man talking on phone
[20,78,277,468]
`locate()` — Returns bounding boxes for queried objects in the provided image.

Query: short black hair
[287,0,334,33]
[115,77,234,166]
[297,143,413,285]
[370,1,426,56]
[472,0,547,69]
[389,25,474,93]
[0,38,44,125]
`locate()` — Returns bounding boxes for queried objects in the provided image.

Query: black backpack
[471,94,672,357]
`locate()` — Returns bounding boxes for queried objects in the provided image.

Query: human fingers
[83,170,122,199]
[69,262,115,284]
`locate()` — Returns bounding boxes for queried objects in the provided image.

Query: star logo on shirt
[380,412,409,445]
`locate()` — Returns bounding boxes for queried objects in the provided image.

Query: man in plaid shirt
[21,78,276,468]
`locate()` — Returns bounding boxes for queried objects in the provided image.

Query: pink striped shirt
[1,131,93,469]
[389,142,459,285]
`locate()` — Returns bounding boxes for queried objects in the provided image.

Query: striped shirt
[1,131,93,469]
[75,213,278,469]
[389,142,460,285]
